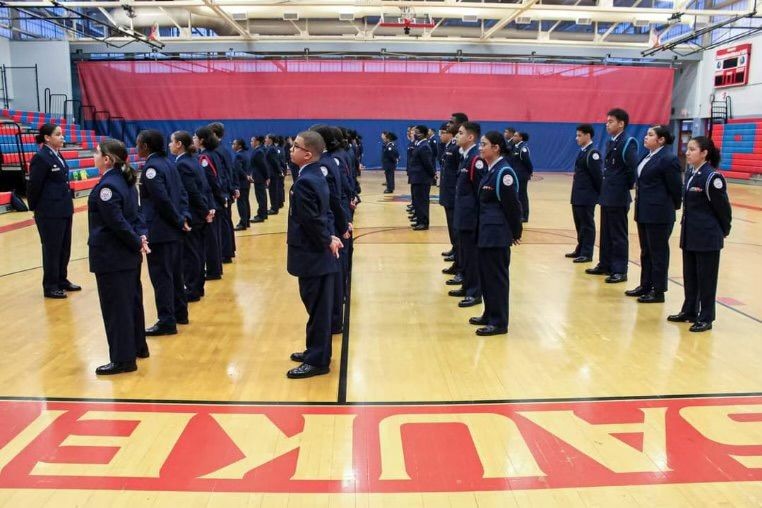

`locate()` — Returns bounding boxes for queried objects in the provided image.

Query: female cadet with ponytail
[89,139,149,375]
[668,136,732,332]
[468,131,523,336]
[626,125,682,303]
[27,123,80,298]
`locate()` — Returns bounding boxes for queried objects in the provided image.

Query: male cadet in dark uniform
[408,125,436,231]
[380,131,399,194]
[566,124,602,263]
[439,123,460,274]
[509,131,534,223]
[286,131,343,379]
[586,108,639,283]
[232,138,252,230]
[450,121,484,307]
[209,123,237,263]
[249,135,270,223]
[136,130,191,336]
[405,126,416,219]
[265,134,284,214]
[427,128,439,183]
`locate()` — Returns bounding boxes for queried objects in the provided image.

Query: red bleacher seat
[0,192,11,206]
[70,178,100,191]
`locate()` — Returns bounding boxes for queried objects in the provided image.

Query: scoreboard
[714,43,752,89]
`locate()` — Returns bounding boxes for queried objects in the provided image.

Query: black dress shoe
[469,316,488,325]
[406,205,414,211]
[234,225,247,231]
[573,256,593,263]
[176,317,190,325]
[44,289,67,299]
[412,224,429,231]
[222,257,233,264]
[565,251,579,258]
[625,286,649,297]
[476,325,508,336]
[145,324,178,336]
[442,264,458,275]
[383,189,393,194]
[331,326,344,335]
[444,254,456,262]
[251,216,266,223]
[441,249,454,257]
[186,294,201,302]
[667,311,696,322]
[95,361,137,375]
[605,273,627,283]
[290,351,306,363]
[689,321,713,332]
[267,209,279,215]
[458,296,482,308]
[287,363,330,379]
[136,348,150,359]
[205,274,222,280]
[448,288,466,297]
[637,290,664,303]
[60,281,82,291]
[446,275,463,285]
[585,265,609,275]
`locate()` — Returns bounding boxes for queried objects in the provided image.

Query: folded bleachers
[711,120,762,181]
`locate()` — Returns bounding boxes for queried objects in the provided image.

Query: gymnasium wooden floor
[1,171,761,506]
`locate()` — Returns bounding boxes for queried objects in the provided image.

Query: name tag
[688,187,703,192]
[51,166,61,172]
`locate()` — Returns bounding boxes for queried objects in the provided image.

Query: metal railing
[44,88,69,119]
[0,120,29,194]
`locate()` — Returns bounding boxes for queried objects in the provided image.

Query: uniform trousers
[384,168,395,191]
[204,214,222,278]
[147,240,187,326]
[637,222,674,293]
[35,216,72,291]
[253,182,268,219]
[458,229,482,299]
[95,268,146,363]
[477,247,511,328]
[183,224,206,299]
[680,250,720,323]
[236,183,251,226]
[299,273,335,368]
[572,205,596,258]
[599,206,630,274]
[411,183,431,226]
[517,172,530,221]
[444,206,458,263]
[220,203,236,258]
[277,175,286,209]
[331,265,344,334]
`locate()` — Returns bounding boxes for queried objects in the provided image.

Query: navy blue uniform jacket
[408,140,435,185]
[634,148,683,224]
[175,153,210,227]
[571,144,603,206]
[250,146,270,183]
[233,149,251,187]
[287,162,340,278]
[477,158,523,248]
[454,145,484,231]
[508,141,534,177]
[319,152,349,237]
[139,153,189,244]
[679,164,732,252]
[88,169,146,274]
[381,142,399,171]
[27,146,73,218]
[600,132,639,207]
[439,140,460,209]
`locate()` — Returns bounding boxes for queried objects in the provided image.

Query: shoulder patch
[502,174,514,186]
[320,166,329,177]
[333,157,341,166]
[592,153,601,160]
[99,187,113,202]
[475,160,485,170]
[713,177,724,189]
[521,147,528,153]
[200,158,208,168]
[145,168,157,179]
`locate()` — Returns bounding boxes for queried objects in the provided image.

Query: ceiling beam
[200,0,250,39]
[482,0,540,40]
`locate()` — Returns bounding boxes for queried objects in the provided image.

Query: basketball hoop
[379,7,435,34]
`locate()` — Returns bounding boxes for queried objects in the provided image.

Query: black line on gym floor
[3,391,762,407]
[336,242,353,404]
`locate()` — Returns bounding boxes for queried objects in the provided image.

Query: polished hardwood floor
[0,171,761,506]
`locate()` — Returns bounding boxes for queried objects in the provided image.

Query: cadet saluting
[469,132,523,336]
[27,123,80,298]
[668,136,732,332]
[89,139,149,375]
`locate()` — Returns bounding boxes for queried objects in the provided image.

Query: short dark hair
[446,124,459,136]
[483,131,509,156]
[35,123,59,145]
[252,135,265,145]
[576,124,595,137]
[518,131,530,142]
[461,121,481,139]
[172,130,196,155]
[650,125,675,145]
[451,112,469,124]
[691,136,721,167]
[233,138,248,150]
[310,124,341,152]
[607,108,630,127]
[414,125,429,137]
[298,130,326,155]
[195,126,219,150]
[208,122,225,138]
[504,126,516,135]
[137,129,166,156]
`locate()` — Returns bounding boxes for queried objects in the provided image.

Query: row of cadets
[380,131,399,193]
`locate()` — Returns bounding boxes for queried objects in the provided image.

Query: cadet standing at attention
[89,139,149,375]
[508,131,534,223]
[566,124,602,263]
[249,135,271,223]
[408,125,436,231]
[586,108,639,283]
[137,129,190,336]
[232,138,252,230]
[27,123,80,299]
[286,131,343,379]
[439,122,461,275]
[381,131,399,194]
[209,123,237,263]
[470,131,523,336]
[668,136,732,332]
[194,127,224,280]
